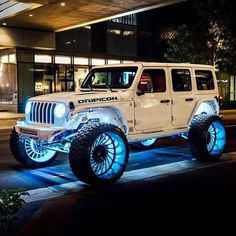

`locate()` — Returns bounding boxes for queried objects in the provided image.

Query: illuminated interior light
[29,14,33,17]
[2,23,7,26]
[35,54,52,63]
[1,55,8,63]
[91,58,105,66]
[55,56,71,64]
[74,57,88,65]
[0,2,41,21]
[60,2,66,6]
[9,54,16,63]
[107,59,120,65]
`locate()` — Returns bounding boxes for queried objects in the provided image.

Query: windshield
[81,67,138,89]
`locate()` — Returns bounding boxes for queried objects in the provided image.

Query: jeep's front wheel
[69,123,129,185]
[189,115,226,161]
[9,128,57,168]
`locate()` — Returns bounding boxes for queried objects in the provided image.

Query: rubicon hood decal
[78,96,118,104]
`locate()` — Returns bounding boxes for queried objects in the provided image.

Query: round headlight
[54,103,66,118]
[25,101,32,115]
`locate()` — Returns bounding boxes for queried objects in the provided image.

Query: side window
[171,69,192,92]
[138,69,166,93]
[195,70,215,90]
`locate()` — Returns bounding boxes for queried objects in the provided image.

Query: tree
[165,0,236,72]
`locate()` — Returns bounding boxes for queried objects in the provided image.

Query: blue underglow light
[206,120,226,156]
[141,138,156,147]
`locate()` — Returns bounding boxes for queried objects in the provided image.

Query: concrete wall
[0,27,55,50]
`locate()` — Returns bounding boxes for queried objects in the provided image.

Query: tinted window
[195,70,215,90]
[172,69,192,92]
[138,69,166,93]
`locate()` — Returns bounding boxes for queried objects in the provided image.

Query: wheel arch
[74,105,129,134]
[188,99,219,126]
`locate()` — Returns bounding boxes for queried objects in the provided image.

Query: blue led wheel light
[89,131,126,180]
[24,138,56,162]
[206,120,226,156]
[141,138,156,147]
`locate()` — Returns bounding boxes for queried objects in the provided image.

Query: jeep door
[170,67,195,126]
[134,68,171,131]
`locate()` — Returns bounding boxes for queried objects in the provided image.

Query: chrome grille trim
[29,102,56,124]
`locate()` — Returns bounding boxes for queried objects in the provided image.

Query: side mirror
[136,85,146,96]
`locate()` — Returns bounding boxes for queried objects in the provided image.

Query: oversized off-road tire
[131,138,158,150]
[9,128,57,168]
[69,123,129,185]
[189,115,226,161]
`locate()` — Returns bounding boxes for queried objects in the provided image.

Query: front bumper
[15,120,64,141]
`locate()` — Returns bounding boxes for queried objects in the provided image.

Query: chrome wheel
[24,138,56,163]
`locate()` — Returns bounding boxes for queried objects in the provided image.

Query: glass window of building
[107,22,123,56]
[74,27,91,54]
[56,30,74,52]
[74,66,89,91]
[230,75,236,101]
[34,64,54,96]
[55,64,74,92]
[0,54,17,106]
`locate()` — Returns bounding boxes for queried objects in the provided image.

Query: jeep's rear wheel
[9,128,57,168]
[69,123,129,185]
[189,115,226,161]
[131,138,157,150]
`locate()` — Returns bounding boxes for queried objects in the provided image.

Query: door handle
[160,99,170,103]
[185,98,194,102]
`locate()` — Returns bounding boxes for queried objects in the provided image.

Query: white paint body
[15,63,220,144]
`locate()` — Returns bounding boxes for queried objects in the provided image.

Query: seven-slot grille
[29,102,56,124]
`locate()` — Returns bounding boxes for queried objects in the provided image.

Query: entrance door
[134,68,171,131]
[55,65,75,92]
[170,68,195,126]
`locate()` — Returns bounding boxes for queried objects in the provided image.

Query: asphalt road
[0,126,235,236]
[0,127,235,192]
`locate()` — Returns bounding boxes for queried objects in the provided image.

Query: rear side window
[171,69,192,92]
[195,70,215,90]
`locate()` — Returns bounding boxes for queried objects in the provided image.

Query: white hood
[29,91,124,106]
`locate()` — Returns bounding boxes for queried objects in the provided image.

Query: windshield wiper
[106,84,113,92]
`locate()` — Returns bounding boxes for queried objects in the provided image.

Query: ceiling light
[60,2,65,6]
[2,23,7,26]
[29,14,33,17]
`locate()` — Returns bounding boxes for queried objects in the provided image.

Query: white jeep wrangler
[10,63,226,185]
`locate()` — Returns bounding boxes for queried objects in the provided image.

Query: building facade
[0,2,235,112]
